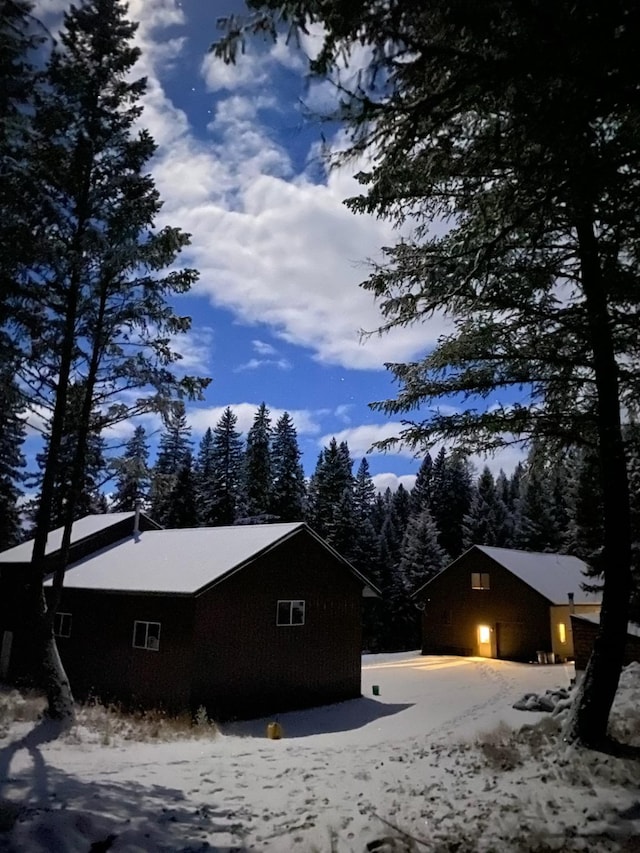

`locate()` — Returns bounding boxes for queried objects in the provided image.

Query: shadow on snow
[0,720,235,852]
[220,695,414,739]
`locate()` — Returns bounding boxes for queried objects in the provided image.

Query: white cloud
[177,167,444,370]
[252,340,277,356]
[269,37,307,72]
[170,326,214,374]
[234,357,292,372]
[468,444,527,479]
[334,404,354,424]
[33,0,68,15]
[321,423,527,477]
[201,46,269,92]
[129,0,183,31]
[187,404,321,437]
[319,423,416,459]
[21,404,49,437]
[124,3,445,373]
[103,412,162,443]
[372,473,417,494]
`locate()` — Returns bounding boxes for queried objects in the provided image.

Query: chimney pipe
[568,592,575,614]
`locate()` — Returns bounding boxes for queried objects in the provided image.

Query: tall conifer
[270,412,306,521]
[242,403,273,521]
[111,425,150,512]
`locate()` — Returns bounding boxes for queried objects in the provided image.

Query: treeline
[5,397,639,650]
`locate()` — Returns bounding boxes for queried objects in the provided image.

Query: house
[0,511,161,680]
[413,545,601,662]
[570,613,640,671]
[4,519,378,719]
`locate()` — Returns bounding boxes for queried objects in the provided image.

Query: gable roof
[48,522,380,597]
[414,544,601,605]
[0,512,160,562]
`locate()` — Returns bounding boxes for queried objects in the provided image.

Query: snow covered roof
[413,544,601,604]
[571,611,640,638]
[48,523,378,596]
[474,545,601,604]
[0,513,144,562]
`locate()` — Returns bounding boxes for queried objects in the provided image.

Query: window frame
[276,599,306,627]
[132,620,161,651]
[53,612,72,638]
[471,572,491,590]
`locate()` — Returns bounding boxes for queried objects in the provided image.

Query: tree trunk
[25,136,93,725]
[25,586,75,725]
[564,216,632,746]
[41,612,75,726]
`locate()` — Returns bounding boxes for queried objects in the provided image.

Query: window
[277,600,305,626]
[53,612,72,638]
[478,625,491,644]
[133,620,161,651]
[471,572,490,590]
[558,622,567,644]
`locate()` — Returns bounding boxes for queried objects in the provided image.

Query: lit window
[558,622,566,644]
[133,620,161,651]
[471,572,490,590]
[53,612,72,638]
[277,600,305,626]
[478,625,491,644]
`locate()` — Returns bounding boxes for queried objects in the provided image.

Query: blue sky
[34,0,525,491]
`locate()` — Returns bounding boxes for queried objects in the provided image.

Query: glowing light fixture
[478,625,491,644]
[558,622,566,644]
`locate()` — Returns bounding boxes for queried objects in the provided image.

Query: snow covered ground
[1,654,639,852]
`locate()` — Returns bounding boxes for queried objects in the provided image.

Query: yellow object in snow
[267,721,283,739]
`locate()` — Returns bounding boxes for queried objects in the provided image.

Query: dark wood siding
[191,529,363,719]
[571,616,640,671]
[53,589,195,714]
[0,514,161,680]
[420,549,552,661]
[5,525,366,720]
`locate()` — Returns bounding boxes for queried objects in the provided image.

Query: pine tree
[0,374,26,550]
[410,454,433,516]
[353,458,376,519]
[517,445,565,553]
[374,494,406,650]
[306,438,355,546]
[242,402,273,521]
[150,402,192,525]
[494,470,517,547]
[392,484,411,539]
[349,458,379,580]
[393,506,448,649]
[565,448,604,567]
[463,467,510,549]
[110,425,150,512]
[11,0,207,723]
[209,407,244,526]
[164,452,197,529]
[194,427,217,526]
[32,383,107,530]
[0,0,45,365]
[430,449,473,559]
[270,412,306,522]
